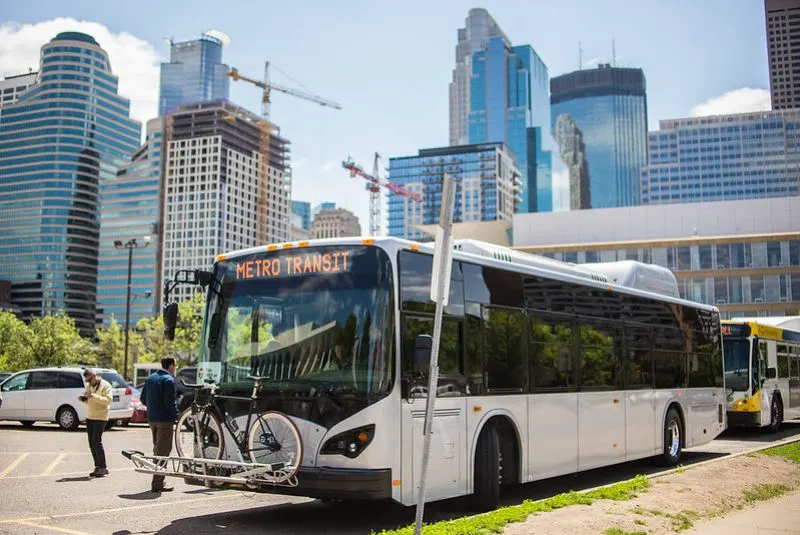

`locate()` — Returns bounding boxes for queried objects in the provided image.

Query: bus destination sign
[721,323,751,338]
[233,251,351,280]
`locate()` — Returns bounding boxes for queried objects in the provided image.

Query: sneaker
[96,468,109,477]
[89,468,101,478]
[151,485,174,493]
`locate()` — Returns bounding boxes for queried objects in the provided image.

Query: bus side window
[401,316,465,398]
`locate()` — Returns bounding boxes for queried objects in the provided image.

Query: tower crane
[342,156,423,236]
[225,62,342,120]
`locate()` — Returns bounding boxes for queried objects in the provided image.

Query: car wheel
[660,408,682,466]
[56,406,79,431]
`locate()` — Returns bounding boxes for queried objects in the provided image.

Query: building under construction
[160,99,290,301]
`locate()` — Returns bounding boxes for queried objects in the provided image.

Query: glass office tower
[96,118,163,328]
[0,32,141,336]
[643,109,800,204]
[468,36,552,213]
[159,33,230,116]
[550,64,648,209]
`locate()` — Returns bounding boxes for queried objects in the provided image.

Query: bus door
[790,347,800,409]
[755,340,771,425]
[400,317,468,504]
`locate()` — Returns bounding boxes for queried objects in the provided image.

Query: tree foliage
[0,312,33,372]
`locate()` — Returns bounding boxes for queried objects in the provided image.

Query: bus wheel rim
[669,421,680,457]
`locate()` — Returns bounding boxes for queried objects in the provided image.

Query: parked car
[129,387,147,424]
[0,372,12,383]
[0,367,134,430]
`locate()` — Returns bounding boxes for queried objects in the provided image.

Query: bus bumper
[187,466,393,500]
[727,411,761,427]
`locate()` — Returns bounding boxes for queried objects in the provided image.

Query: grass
[742,483,791,503]
[760,441,800,464]
[631,506,699,531]
[603,529,647,535]
[371,475,650,535]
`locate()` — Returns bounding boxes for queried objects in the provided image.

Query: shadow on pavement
[56,476,92,482]
[715,420,800,443]
[119,491,162,501]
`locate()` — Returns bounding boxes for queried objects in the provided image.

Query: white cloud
[0,18,162,125]
[690,87,771,118]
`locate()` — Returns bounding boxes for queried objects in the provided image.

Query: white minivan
[0,367,134,430]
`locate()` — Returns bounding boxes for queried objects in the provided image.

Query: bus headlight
[321,424,375,458]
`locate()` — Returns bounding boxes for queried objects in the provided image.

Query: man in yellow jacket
[79,368,113,478]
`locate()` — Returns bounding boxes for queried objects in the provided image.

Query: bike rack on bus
[121,450,299,489]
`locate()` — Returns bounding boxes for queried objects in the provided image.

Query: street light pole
[114,237,151,380]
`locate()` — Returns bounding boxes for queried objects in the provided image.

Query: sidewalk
[688,489,800,534]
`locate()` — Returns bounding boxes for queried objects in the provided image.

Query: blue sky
[1,0,770,226]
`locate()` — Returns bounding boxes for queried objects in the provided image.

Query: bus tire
[767,395,783,433]
[472,424,501,512]
[660,408,682,466]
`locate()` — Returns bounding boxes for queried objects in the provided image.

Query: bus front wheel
[472,424,501,511]
[767,396,783,433]
[660,408,682,466]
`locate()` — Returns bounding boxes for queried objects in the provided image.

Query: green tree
[94,316,126,370]
[135,314,171,364]
[24,310,93,368]
[0,312,33,372]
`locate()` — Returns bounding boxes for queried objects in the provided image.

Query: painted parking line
[41,453,68,476]
[14,520,91,535]
[0,493,241,524]
[0,467,136,480]
[0,454,29,480]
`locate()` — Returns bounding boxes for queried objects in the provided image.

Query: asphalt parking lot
[1,420,799,535]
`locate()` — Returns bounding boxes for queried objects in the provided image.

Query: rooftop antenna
[612,35,616,67]
[578,41,582,70]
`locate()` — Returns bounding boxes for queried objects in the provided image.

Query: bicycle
[174,374,303,484]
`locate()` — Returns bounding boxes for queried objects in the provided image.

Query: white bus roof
[728,316,800,332]
[217,236,713,312]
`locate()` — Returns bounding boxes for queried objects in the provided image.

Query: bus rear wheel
[660,408,682,467]
[472,424,501,512]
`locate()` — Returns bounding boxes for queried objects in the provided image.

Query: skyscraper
[161,100,290,302]
[642,109,800,205]
[388,143,521,240]
[96,118,163,327]
[310,207,362,239]
[0,32,141,336]
[159,32,231,116]
[291,200,311,231]
[554,114,591,210]
[550,64,648,209]
[765,0,800,110]
[468,37,552,213]
[449,8,510,147]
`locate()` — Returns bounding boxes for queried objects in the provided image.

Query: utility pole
[414,173,456,535]
[114,236,151,379]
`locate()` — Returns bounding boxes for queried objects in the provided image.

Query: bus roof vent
[453,239,609,284]
[583,260,680,298]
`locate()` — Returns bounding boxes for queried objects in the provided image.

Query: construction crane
[342,156,423,236]
[226,62,342,120]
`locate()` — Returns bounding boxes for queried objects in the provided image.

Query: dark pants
[150,421,174,489]
[86,419,106,469]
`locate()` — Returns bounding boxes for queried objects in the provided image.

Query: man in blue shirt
[140,357,179,493]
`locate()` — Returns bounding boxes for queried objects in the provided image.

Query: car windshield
[99,372,128,389]
[723,337,751,392]
[201,245,395,402]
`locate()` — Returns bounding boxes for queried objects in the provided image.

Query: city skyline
[0,1,772,224]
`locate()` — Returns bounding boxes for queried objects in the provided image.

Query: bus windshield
[723,337,751,392]
[200,245,395,404]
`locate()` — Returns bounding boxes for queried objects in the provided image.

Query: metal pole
[123,243,133,380]
[414,173,456,535]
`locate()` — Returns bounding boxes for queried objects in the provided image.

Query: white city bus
[176,237,726,510]
[722,316,800,431]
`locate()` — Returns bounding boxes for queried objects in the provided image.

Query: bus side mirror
[766,367,777,380]
[163,303,179,341]
[413,334,432,376]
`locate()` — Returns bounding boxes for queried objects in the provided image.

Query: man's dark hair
[161,357,176,370]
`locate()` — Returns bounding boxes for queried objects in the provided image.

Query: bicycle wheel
[175,407,224,460]
[247,411,302,479]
